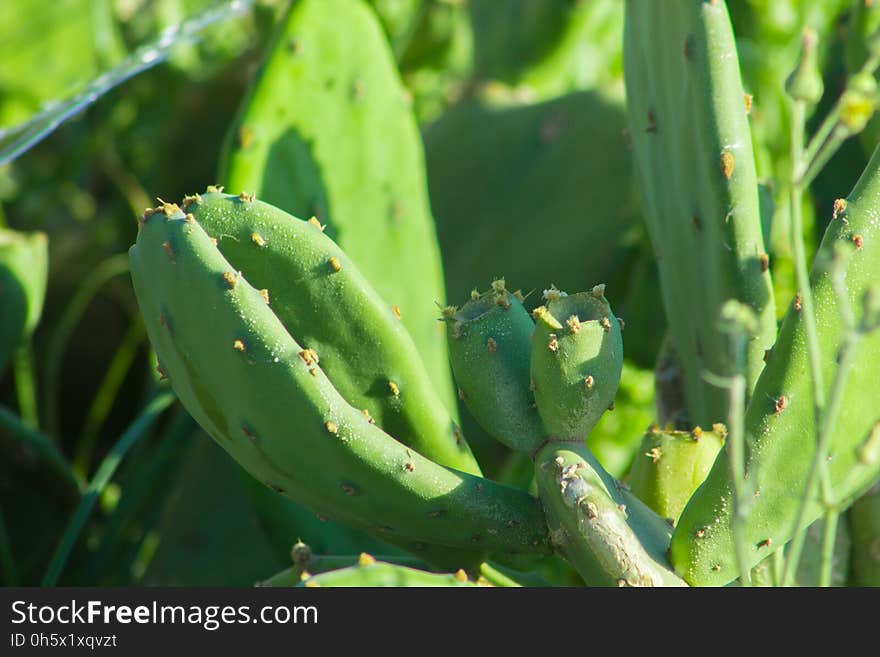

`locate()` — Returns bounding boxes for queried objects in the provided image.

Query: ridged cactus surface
[624,0,776,426]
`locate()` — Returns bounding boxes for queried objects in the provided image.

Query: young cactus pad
[444,280,544,454]
[627,426,726,525]
[129,202,550,556]
[623,0,776,426]
[179,190,479,476]
[530,286,623,441]
[672,144,880,586]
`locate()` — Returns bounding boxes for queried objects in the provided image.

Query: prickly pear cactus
[219,0,457,415]
[672,145,880,586]
[623,0,777,426]
[129,197,549,561]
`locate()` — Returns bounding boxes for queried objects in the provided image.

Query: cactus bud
[530,287,623,440]
[445,283,544,453]
[785,28,824,105]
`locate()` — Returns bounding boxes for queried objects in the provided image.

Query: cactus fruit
[182,191,479,476]
[628,426,726,525]
[219,0,457,416]
[534,441,685,587]
[129,201,549,557]
[623,0,776,426]
[444,280,543,454]
[671,144,880,586]
[0,229,48,376]
[849,484,880,586]
[530,287,623,442]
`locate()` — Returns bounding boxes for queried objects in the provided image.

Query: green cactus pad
[750,517,851,587]
[534,441,686,587]
[444,280,544,454]
[623,0,776,426]
[530,287,623,441]
[672,144,880,586]
[628,426,726,525]
[129,206,549,556]
[296,558,477,587]
[0,229,48,377]
[182,191,479,476]
[219,0,457,415]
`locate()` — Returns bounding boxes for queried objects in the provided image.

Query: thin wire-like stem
[818,510,839,587]
[782,303,859,585]
[780,98,830,586]
[43,254,129,438]
[727,368,751,586]
[41,392,174,587]
[73,318,146,478]
[798,52,880,186]
[12,342,39,428]
[703,365,750,586]
[0,506,18,586]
